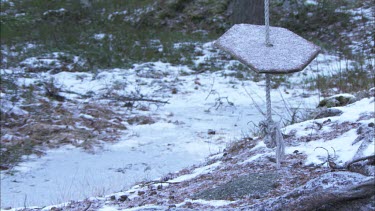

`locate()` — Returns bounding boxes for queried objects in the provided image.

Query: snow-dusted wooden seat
[215,24,320,74]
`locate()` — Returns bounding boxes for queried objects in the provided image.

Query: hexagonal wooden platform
[215,24,320,74]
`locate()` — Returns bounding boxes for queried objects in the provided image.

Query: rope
[259,119,285,169]
[264,0,271,46]
[266,74,272,122]
[261,0,285,168]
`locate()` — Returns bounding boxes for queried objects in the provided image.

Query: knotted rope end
[259,120,285,168]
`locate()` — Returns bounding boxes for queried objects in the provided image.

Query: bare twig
[314,147,340,168]
[205,77,216,101]
[83,201,92,211]
[314,147,330,157]
[23,194,27,208]
[331,147,337,159]
[242,85,265,117]
[346,155,375,169]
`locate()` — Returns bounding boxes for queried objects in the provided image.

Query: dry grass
[0,98,130,169]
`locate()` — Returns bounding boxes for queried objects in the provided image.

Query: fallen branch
[246,172,375,211]
[314,147,342,169]
[111,96,169,104]
[138,180,180,188]
[345,155,375,176]
[346,155,375,169]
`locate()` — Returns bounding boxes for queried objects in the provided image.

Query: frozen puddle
[0,68,319,208]
[0,100,250,207]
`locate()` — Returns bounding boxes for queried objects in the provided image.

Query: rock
[168,204,176,209]
[369,87,375,97]
[354,87,375,100]
[354,90,370,100]
[0,165,9,170]
[138,191,146,196]
[207,129,216,135]
[184,201,193,209]
[318,93,356,108]
[118,195,128,202]
[314,108,343,119]
[171,87,178,94]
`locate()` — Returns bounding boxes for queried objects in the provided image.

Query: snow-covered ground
[0,41,330,208]
[3,93,372,211]
[1,1,374,209]
[2,34,374,210]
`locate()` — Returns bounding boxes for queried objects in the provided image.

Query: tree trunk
[231,0,265,25]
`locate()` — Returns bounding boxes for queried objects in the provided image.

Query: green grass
[0,0,219,70]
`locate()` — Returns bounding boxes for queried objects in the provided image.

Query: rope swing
[215,0,320,169]
[260,0,285,169]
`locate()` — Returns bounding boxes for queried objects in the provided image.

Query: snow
[178,199,234,207]
[303,171,368,190]
[21,57,58,68]
[241,153,266,164]
[305,0,318,5]
[336,97,374,122]
[328,93,355,99]
[1,2,373,209]
[169,161,222,183]
[2,57,319,207]
[94,33,106,40]
[39,202,70,211]
[1,38,373,209]
[42,8,66,16]
[240,141,269,164]
[284,97,375,166]
[98,206,119,211]
[0,99,28,116]
[286,128,361,165]
[120,205,165,211]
